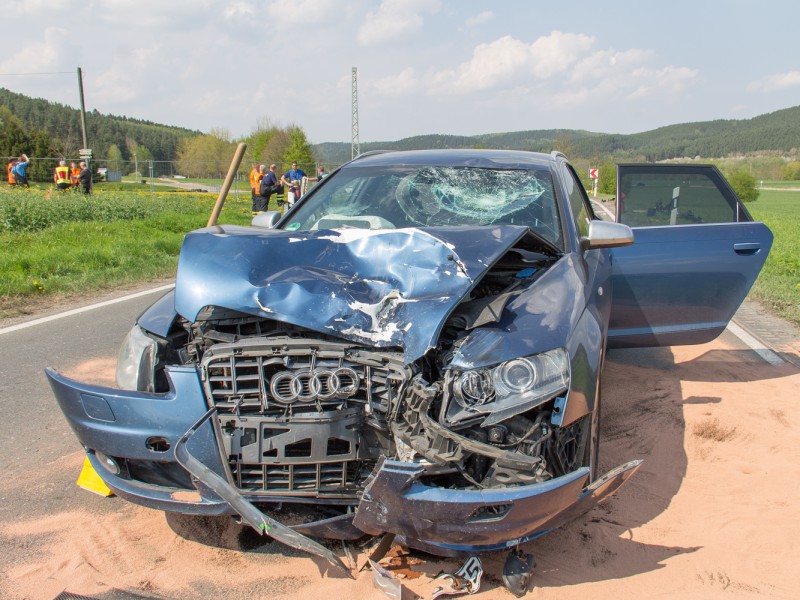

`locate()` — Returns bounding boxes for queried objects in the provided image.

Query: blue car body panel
[174,224,536,363]
[609,222,773,348]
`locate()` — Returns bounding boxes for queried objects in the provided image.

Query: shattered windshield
[283,164,562,247]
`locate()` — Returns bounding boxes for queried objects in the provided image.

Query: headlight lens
[450,348,569,426]
[115,325,158,391]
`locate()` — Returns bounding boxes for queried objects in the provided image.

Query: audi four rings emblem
[269,368,360,404]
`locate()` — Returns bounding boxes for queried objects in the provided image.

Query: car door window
[563,164,593,238]
[617,165,747,227]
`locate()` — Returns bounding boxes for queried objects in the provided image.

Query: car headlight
[115,325,158,391]
[446,348,569,426]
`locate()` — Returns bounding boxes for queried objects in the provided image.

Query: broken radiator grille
[201,337,407,416]
[199,337,410,498]
[232,461,363,495]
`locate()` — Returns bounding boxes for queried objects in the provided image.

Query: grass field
[746,189,800,326]
[0,187,268,317]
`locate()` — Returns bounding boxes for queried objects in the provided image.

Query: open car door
[608,164,772,348]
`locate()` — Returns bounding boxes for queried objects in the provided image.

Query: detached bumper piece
[354,457,642,556]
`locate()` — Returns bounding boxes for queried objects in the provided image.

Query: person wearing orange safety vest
[249,163,260,212]
[7,159,16,186]
[54,160,71,190]
[69,162,81,188]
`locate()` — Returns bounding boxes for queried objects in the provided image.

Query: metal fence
[2,156,328,192]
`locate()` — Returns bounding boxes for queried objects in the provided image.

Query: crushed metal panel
[174,225,533,362]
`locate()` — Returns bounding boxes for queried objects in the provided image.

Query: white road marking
[726,322,785,366]
[591,199,616,221]
[0,283,175,336]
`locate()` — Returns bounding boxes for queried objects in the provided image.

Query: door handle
[733,242,760,255]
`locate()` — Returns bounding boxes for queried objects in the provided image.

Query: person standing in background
[70,162,81,188]
[78,161,91,194]
[54,160,71,191]
[280,161,306,208]
[7,158,16,186]
[12,153,29,186]
[249,162,260,212]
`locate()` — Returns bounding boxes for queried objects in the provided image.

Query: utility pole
[351,67,360,159]
[76,67,92,192]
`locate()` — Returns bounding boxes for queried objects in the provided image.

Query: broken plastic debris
[431,556,482,599]
[369,558,404,600]
[502,549,535,597]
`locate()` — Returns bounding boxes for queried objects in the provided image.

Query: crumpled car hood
[175,224,541,362]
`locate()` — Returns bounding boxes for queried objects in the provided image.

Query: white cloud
[528,31,594,78]
[224,2,257,18]
[427,31,595,93]
[465,11,494,27]
[92,43,165,104]
[357,0,441,46]
[627,66,698,99]
[747,71,800,93]
[0,27,69,73]
[266,0,339,25]
[371,67,421,96]
[569,48,653,84]
[3,0,69,15]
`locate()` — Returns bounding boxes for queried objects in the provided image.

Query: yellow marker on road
[76,456,114,497]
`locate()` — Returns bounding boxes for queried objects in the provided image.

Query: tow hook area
[174,408,353,578]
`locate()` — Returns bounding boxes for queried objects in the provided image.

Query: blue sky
[1,0,798,144]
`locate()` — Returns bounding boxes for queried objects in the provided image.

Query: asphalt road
[0,289,167,594]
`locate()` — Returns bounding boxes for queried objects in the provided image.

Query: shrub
[726,170,760,203]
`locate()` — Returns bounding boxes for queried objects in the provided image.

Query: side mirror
[582,220,634,250]
[252,211,281,228]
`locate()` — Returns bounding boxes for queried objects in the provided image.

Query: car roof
[348,148,556,170]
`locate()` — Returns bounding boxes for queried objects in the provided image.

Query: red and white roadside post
[589,167,599,197]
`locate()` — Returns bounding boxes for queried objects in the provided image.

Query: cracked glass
[284,164,562,247]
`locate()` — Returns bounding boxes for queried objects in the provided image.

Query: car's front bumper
[354,457,642,556]
[46,367,641,555]
[45,366,232,514]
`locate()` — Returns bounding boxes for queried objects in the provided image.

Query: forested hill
[3,85,799,164]
[315,105,800,164]
[0,88,199,161]
[570,105,800,160]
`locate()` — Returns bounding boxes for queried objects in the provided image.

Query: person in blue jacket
[280,161,306,207]
[12,153,30,186]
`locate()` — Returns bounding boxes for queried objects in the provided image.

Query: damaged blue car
[46,150,772,563]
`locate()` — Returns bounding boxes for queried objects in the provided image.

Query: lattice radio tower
[351,67,360,159]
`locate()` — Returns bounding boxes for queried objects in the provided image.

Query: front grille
[199,336,411,498]
[201,337,408,416]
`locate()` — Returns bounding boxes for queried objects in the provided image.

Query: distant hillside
[4,86,799,165]
[315,129,603,165]
[314,106,800,164]
[0,88,199,161]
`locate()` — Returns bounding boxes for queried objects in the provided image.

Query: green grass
[747,190,800,327]
[758,180,800,189]
[0,187,257,315]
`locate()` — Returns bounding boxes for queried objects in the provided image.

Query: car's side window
[617,165,745,227]
[562,164,592,239]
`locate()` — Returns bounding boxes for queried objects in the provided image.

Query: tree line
[3,86,799,185]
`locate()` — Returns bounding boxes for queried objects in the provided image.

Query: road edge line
[0,283,175,336]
